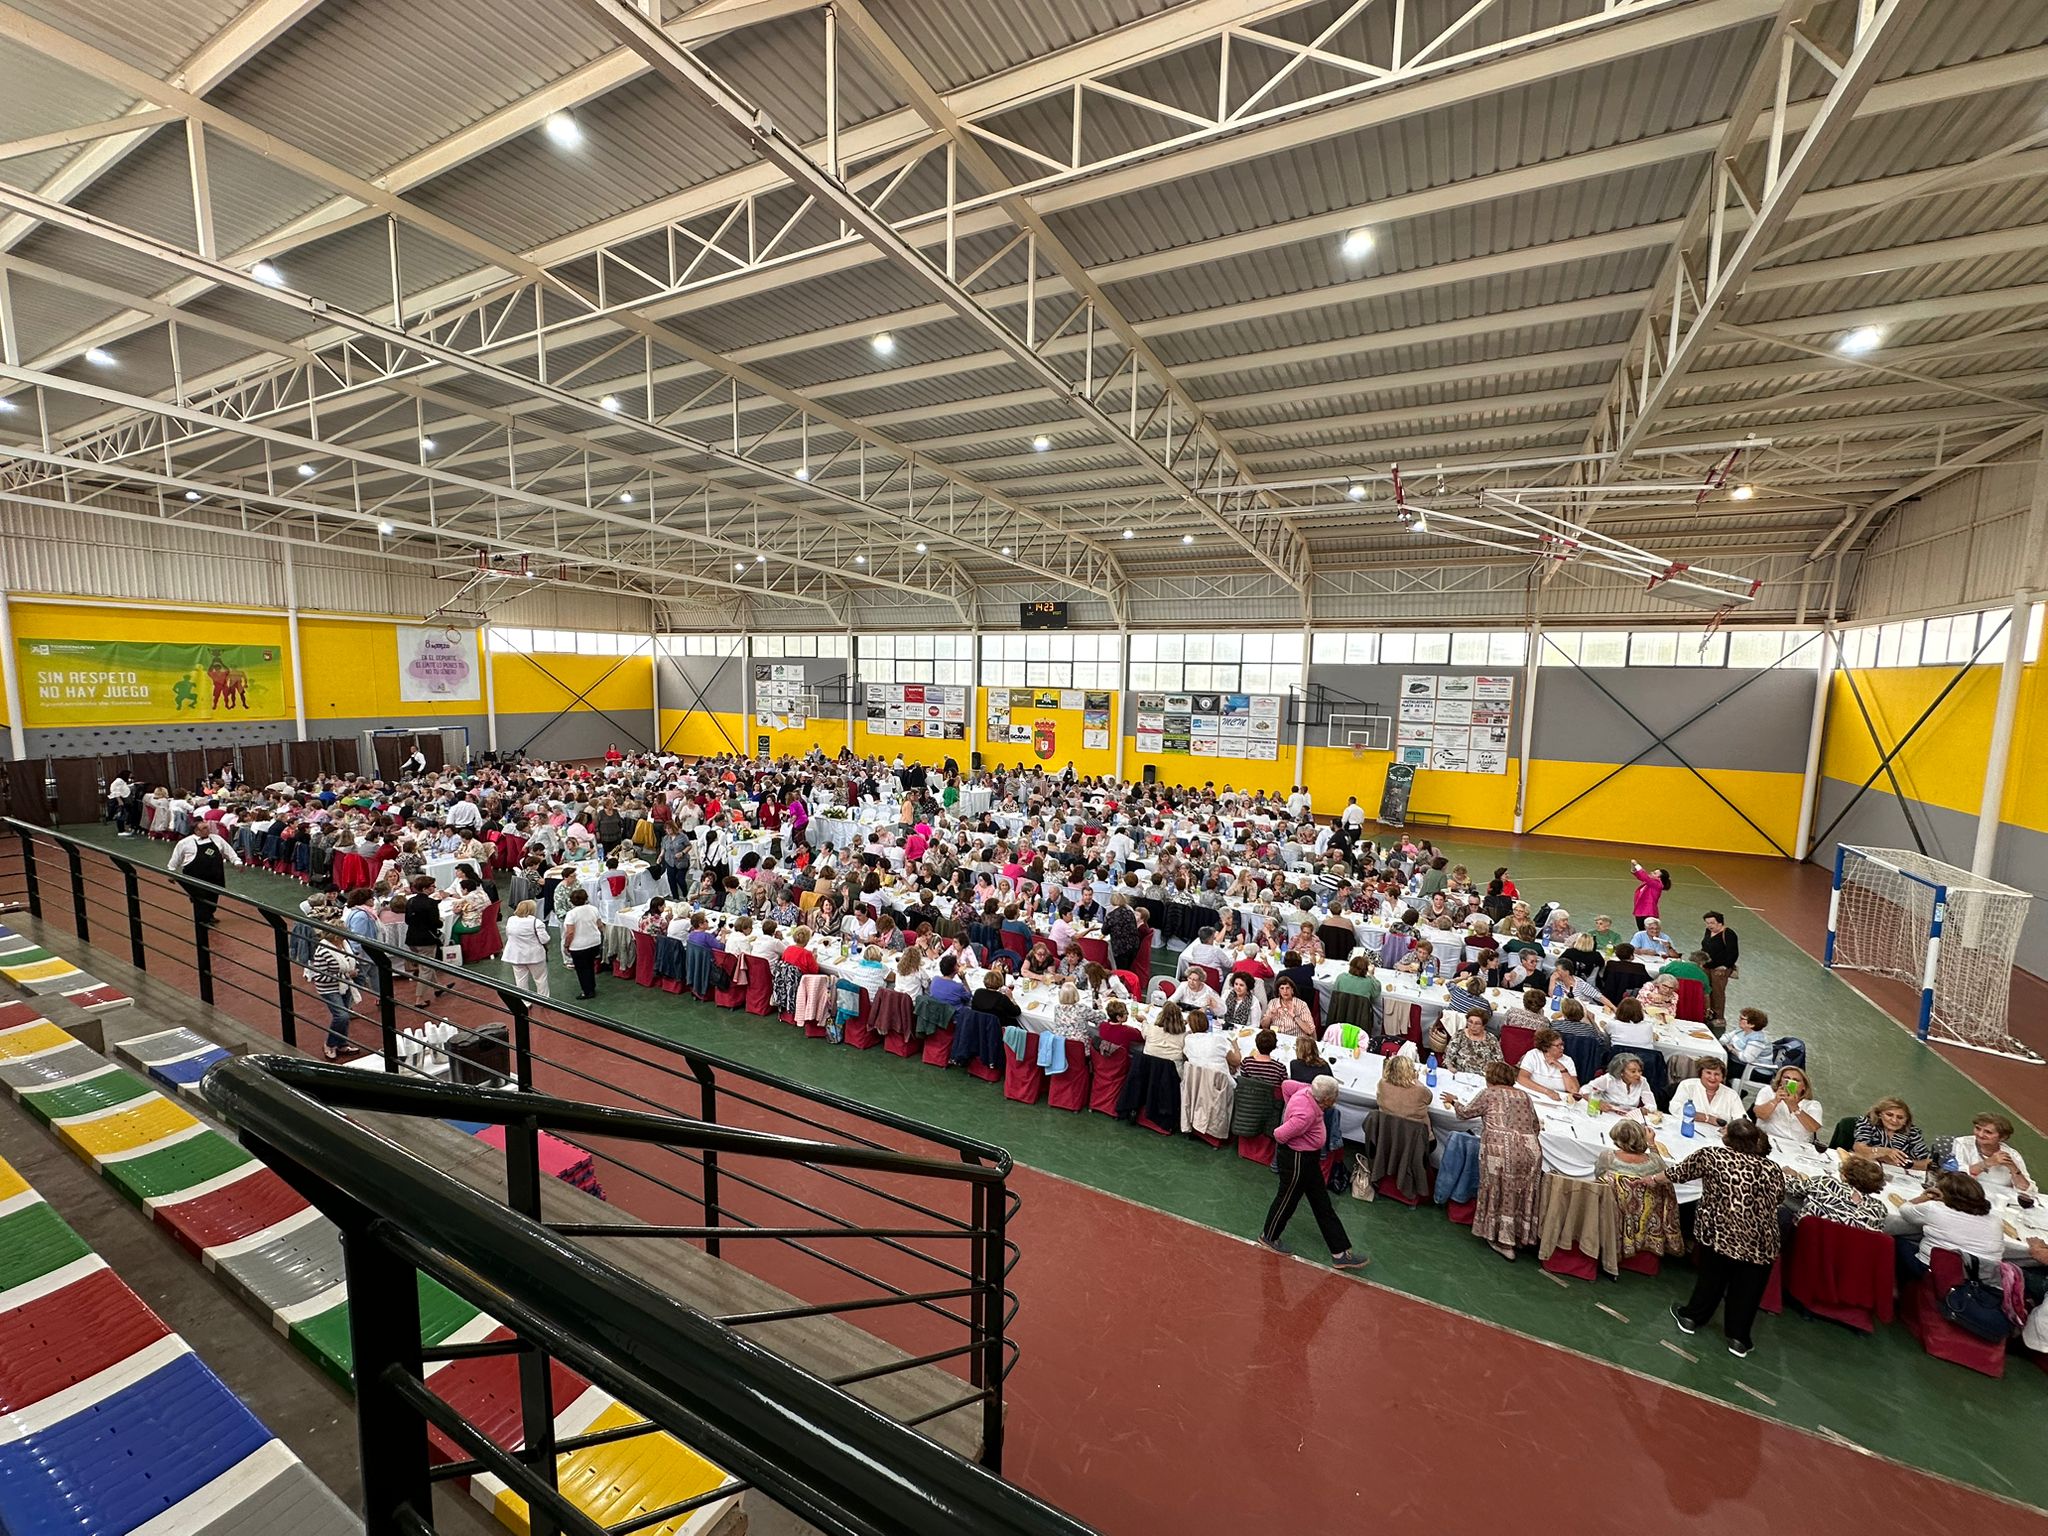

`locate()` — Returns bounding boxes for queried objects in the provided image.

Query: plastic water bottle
[1422,956,1438,982]
[1426,1053,1439,1090]
[1682,1101,1697,1138]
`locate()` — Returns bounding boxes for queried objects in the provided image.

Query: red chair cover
[1904,1247,2007,1376]
[1675,978,1708,1024]
[744,963,774,1016]
[1076,936,1110,967]
[333,851,369,891]
[459,903,502,964]
[1190,963,1222,992]
[713,951,746,1009]
[1758,1255,1783,1315]
[1445,1198,1477,1226]
[1541,1247,1599,1281]
[1113,969,1144,997]
[1090,1026,1139,1115]
[921,1025,957,1066]
[884,1028,920,1057]
[633,931,657,987]
[1236,1132,1275,1166]
[1786,1216,1896,1331]
[967,1055,1003,1083]
[1618,1251,1661,1276]
[1003,1036,1047,1104]
[1375,1173,1427,1207]
[1499,1024,1537,1066]
[1047,1049,1091,1111]
[999,930,1030,960]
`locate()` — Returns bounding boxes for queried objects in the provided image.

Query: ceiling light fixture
[0,397,14,412]
[755,552,766,562]
[1182,533,1195,544]
[377,520,395,535]
[871,332,896,356]
[914,541,927,553]
[1410,515,1428,534]
[855,554,867,564]
[544,111,582,149]
[734,561,746,573]
[419,435,436,452]
[619,492,634,503]
[599,395,621,412]
[1000,545,1012,555]
[1341,228,1375,260]
[250,260,285,287]
[1838,325,1883,355]
[1346,481,1368,501]
[84,347,114,366]
[1729,483,1755,501]
[183,490,201,501]
[1122,527,1134,539]
[297,463,317,478]
[794,466,810,480]
[1032,434,1051,452]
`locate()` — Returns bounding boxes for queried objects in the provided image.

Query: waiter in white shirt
[401,746,428,777]
[106,774,132,836]
[167,820,243,928]
[446,794,483,832]
[1286,786,1313,819]
[1340,796,1366,831]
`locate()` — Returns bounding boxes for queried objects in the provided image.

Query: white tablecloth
[956,788,994,817]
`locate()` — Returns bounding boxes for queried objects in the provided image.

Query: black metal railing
[0,820,1019,1476]
[208,1055,1088,1536]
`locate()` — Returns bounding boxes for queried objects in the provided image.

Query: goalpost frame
[1826,844,1945,1042]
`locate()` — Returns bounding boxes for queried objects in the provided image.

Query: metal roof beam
[1573,0,1925,487]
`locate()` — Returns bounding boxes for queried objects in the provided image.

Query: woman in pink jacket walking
[1630,860,1671,921]
[1258,1076,1369,1269]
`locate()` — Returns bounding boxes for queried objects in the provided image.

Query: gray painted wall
[1125,661,1818,775]
[657,653,747,716]
[1809,777,2047,979]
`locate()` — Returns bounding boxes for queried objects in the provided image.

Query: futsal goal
[1825,845,2037,1062]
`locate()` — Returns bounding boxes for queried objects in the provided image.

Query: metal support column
[968,631,980,768]
[1970,591,2033,876]
[281,544,308,743]
[1793,626,1837,861]
[740,632,754,757]
[843,630,855,753]
[1113,626,1128,783]
[649,626,662,749]
[0,587,25,761]
[1293,622,1310,790]
[481,633,499,754]
[1513,621,1541,833]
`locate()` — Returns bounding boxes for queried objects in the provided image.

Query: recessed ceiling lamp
[1838,325,1884,355]
[544,112,582,149]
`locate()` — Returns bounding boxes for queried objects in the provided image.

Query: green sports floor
[57,820,2048,1516]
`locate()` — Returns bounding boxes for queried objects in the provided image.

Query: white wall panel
[1852,446,2043,623]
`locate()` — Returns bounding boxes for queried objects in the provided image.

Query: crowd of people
[122,741,2046,1361]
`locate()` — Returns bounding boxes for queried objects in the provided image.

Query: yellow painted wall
[489,651,650,718]
[1136,740,1294,798]
[10,600,295,725]
[1818,660,2047,835]
[980,691,1119,778]
[1524,761,1802,857]
[295,619,477,721]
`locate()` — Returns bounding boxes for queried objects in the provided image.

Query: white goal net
[1827,846,2036,1062]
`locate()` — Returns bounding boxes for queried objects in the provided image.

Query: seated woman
[1376,1053,1433,1121]
[1753,1065,1823,1145]
[1554,931,1602,981]
[1896,1171,2005,1281]
[1218,971,1262,1033]
[1580,1052,1657,1116]
[1605,995,1655,1048]
[1225,1028,1287,1144]
[1787,1154,1889,1234]
[1669,1059,1744,1128]
[781,925,821,974]
[1261,974,1316,1040]
[1853,1096,1932,1171]
[1444,1060,1544,1261]
[1020,939,1059,982]
[1516,1028,1579,1107]
[1394,938,1438,978]
[1949,1112,2032,1192]
[1596,1118,1685,1260]
[1141,999,1190,1063]
[1051,981,1104,1040]
[1443,1009,1502,1075]
[891,950,927,999]
[1168,969,1222,1021]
